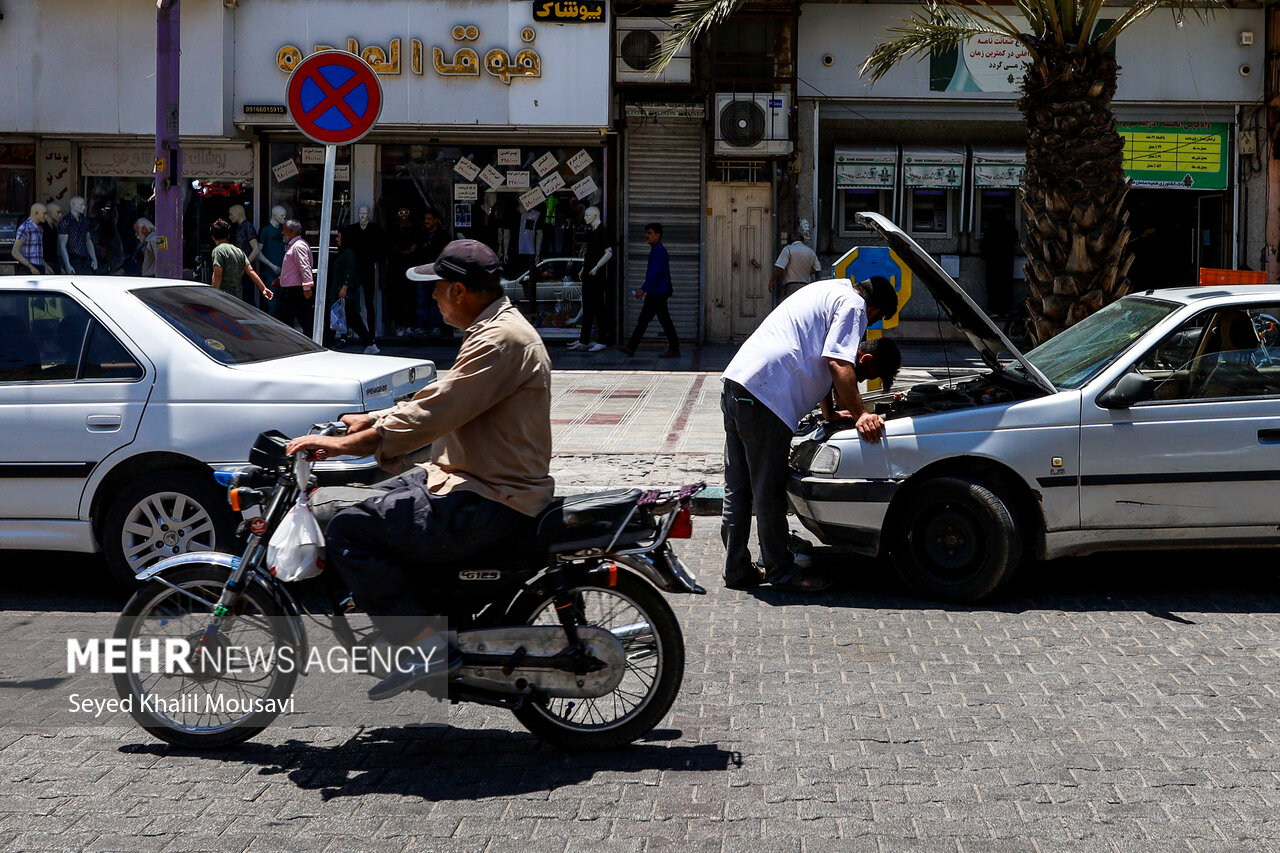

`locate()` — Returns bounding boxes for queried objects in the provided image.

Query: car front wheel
[891,476,1021,603]
[102,470,238,587]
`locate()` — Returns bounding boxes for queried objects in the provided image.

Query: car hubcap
[122,491,217,574]
[918,503,982,578]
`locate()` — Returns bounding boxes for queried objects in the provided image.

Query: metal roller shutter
[623,113,704,344]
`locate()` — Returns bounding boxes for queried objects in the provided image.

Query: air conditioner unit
[714,92,792,157]
[616,17,692,84]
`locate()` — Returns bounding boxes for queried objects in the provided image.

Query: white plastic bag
[266,494,325,582]
[329,298,348,336]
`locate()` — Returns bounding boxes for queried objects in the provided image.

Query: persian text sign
[1118,122,1228,190]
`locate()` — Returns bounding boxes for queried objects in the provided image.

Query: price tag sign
[454,158,481,181]
[567,149,593,174]
[506,170,530,189]
[519,187,547,210]
[533,152,558,176]
[498,148,521,166]
[454,182,479,201]
[479,165,506,188]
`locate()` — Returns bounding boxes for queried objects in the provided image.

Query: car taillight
[669,506,693,539]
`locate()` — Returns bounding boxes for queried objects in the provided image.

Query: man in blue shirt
[618,222,680,358]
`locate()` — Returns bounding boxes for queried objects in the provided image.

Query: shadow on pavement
[3,550,128,611]
[122,726,740,801]
[741,546,1280,616]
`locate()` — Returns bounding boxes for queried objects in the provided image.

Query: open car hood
[855,212,1056,395]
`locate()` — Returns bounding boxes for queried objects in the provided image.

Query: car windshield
[133,285,324,365]
[1012,297,1181,389]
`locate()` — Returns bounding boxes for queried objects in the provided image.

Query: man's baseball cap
[406,239,502,284]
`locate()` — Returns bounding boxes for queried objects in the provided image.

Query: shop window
[906,188,954,237]
[0,144,36,219]
[838,189,893,236]
[84,176,157,276]
[266,142,352,245]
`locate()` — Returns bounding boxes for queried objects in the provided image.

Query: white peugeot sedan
[0,277,433,584]
[788,212,1280,602]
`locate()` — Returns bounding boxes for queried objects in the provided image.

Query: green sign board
[1118,122,1228,190]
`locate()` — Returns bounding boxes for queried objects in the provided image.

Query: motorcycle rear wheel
[509,571,685,750]
[111,565,300,749]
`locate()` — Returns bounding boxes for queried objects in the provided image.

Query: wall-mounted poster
[454,203,471,230]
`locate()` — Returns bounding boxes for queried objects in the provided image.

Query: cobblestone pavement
[4,534,1280,852]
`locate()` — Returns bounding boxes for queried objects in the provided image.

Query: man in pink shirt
[274,218,314,336]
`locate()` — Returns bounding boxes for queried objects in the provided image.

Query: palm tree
[663,0,1216,343]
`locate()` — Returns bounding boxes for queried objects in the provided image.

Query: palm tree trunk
[1017,45,1132,344]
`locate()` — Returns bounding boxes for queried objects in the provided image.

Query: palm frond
[652,0,746,72]
[1096,0,1221,51]
[861,2,1028,84]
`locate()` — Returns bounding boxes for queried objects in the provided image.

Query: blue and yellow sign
[832,245,912,391]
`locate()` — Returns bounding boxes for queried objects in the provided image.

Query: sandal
[766,570,835,592]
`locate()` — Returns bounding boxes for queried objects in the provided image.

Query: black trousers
[578,276,607,344]
[626,293,679,352]
[276,286,314,337]
[326,469,535,644]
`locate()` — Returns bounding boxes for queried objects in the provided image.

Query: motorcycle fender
[135,552,310,672]
[612,548,706,595]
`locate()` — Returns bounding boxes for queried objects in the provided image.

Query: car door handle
[87,415,122,432]
[1259,429,1280,444]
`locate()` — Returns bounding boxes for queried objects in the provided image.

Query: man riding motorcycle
[285,239,553,701]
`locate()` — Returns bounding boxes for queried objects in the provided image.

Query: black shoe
[368,635,462,701]
[724,565,765,590]
[765,569,834,593]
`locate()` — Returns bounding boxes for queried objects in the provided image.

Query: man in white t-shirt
[767,239,822,302]
[720,276,900,592]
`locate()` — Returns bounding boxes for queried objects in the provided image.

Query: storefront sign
[276,29,544,85]
[902,148,964,189]
[929,18,1111,93]
[972,149,1025,188]
[834,147,896,190]
[40,141,73,204]
[81,145,254,181]
[532,0,605,22]
[1119,122,1228,190]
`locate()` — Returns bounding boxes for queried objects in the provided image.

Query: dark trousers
[276,286,315,337]
[324,291,372,347]
[390,280,417,330]
[721,380,796,584]
[326,469,535,644]
[626,293,679,352]
[578,277,607,345]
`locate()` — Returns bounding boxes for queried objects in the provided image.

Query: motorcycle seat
[536,489,655,554]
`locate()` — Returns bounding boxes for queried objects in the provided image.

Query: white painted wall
[232,0,610,128]
[0,0,231,136]
[798,5,1265,104]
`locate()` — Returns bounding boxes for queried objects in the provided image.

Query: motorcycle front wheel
[111,565,300,749]
[509,570,685,750]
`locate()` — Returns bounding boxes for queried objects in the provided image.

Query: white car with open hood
[0,277,434,583]
[788,212,1280,602]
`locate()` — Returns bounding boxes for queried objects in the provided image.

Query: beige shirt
[371,296,554,517]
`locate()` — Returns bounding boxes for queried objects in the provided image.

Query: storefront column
[351,145,378,211]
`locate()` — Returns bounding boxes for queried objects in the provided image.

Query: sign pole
[311,144,336,344]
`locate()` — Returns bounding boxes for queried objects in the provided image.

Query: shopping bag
[266,495,325,582]
[329,298,348,336]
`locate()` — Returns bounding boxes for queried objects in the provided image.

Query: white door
[706,182,773,342]
[0,291,149,520]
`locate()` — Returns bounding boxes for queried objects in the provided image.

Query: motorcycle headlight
[809,444,841,475]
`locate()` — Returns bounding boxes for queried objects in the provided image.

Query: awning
[902,146,964,189]
[972,147,1025,188]
[834,146,897,190]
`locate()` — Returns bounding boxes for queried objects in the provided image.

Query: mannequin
[42,202,63,274]
[566,205,613,351]
[58,196,98,275]
[257,206,288,312]
[472,190,503,256]
[517,204,543,311]
[12,203,53,275]
[229,205,262,305]
[339,205,386,342]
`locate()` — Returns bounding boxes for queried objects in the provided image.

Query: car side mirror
[1097,372,1156,409]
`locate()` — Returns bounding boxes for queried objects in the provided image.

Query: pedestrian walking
[720,276,900,592]
[210,219,272,305]
[273,219,314,337]
[618,222,679,358]
[417,208,452,337]
[133,218,158,277]
[327,230,374,351]
[387,206,423,336]
[768,237,822,301]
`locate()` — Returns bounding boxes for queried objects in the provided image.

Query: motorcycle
[111,423,705,750]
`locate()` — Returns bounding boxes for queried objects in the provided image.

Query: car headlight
[809,444,840,475]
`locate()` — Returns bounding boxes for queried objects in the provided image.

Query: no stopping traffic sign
[285,51,383,145]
